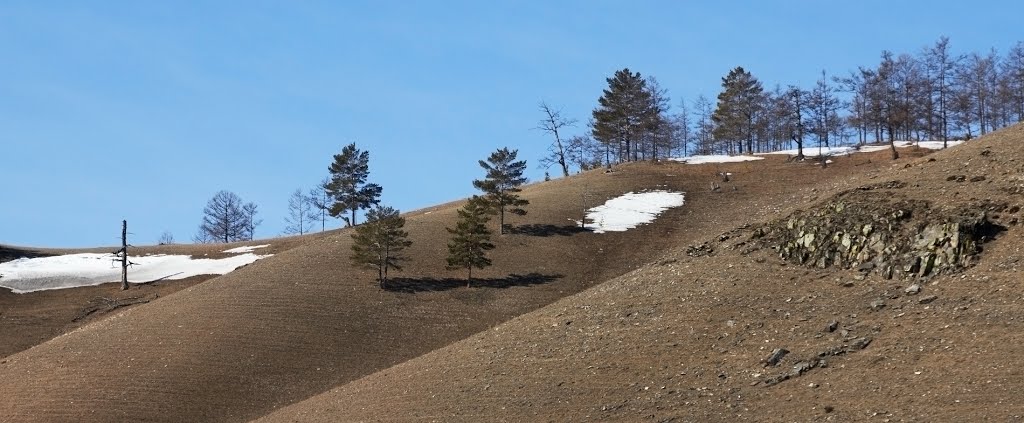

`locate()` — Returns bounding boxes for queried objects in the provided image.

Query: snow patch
[222,244,270,254]
[670,155,763,164]
[0,252,270,293]
[583,190,685,234]
[760,146,858,157]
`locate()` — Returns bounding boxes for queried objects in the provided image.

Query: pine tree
[712,66,765,154]
[472,147,528,234]
[446,196,495,286]
[591,68,656,165]
[326,143,382,226]
[351,206,412,289]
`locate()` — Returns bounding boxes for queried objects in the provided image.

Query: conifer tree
[473,147,529,234]
[326,143,382,226]
[712,66,765,154]
[351,205,412,289]
[591,68,656,165]
[446,196,495,286]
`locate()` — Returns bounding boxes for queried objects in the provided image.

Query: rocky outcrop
[752,182,1007,280]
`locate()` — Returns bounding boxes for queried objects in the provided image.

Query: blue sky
[1,1,1020,247]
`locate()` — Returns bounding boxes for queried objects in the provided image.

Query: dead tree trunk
[120,220,128,290]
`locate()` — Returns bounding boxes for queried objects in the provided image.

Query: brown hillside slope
[0,154,904,423]
[255,125,1024,422]
[0,238,313,359]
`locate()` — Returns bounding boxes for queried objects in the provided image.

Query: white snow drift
[0,250,271,294]
[671,155,763,164]
[584,190,685,234]
[222,244,270,254]
[670,140,966,163]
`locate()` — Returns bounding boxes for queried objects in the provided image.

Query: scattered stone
[686,243,715,257]
[970,175,987,182]
[824,405,835,413]
[870,299,886,311]
[905,284,921,295]
[853,274,866,281]
[764,348,789,367]
[826,320,839,332]
[841,281,855,288]
[793,361,815,376]
[919,295,938,304]
[850,337,873,350]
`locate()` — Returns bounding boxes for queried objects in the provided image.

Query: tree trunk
[120,220,129,290]
[467,266,472,288]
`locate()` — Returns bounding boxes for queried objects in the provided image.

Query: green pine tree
[712,66,765,155]
[326,143,382,226]
[472,147,529,234]
[446,196,495,286]
[351,205,412,289]
[591,68,656,165]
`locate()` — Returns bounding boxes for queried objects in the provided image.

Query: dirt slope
[0,153,896,423]
[0,238,311,359]
[254,126,1024,422]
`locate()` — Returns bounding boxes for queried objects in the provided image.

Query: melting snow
[672,140,965,162]
[670,155,763,164]
[584,190,685,234]
[222,244,270,254]
[760,146,858,157]
[0,251,270,293]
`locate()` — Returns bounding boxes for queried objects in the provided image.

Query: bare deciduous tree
[284,188,318,235]
[536,102,576,178]
[197,190,251,243]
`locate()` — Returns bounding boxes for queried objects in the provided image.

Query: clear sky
[2,1,1020,247]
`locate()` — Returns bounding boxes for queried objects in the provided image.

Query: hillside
[253,127,1024,421]
[0,150,910,423]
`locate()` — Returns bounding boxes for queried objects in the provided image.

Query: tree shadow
[385,272,563,293]
[507,224,589,237]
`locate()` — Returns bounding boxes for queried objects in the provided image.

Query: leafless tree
[198,190,250,243]
[536,102,576,177]
[158,231,175,245]
[284,188,318,235]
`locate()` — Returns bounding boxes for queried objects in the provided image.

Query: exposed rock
[753,190,1003,280]
[826,320,839,332]
[764,348,789,367]
[686,243,715,257]
[905,284,921,295]
[870,299,886,311]
[919,295,938,304]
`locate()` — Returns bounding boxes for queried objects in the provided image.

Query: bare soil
[254,126,1024,422]
[4,127,1017,422]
